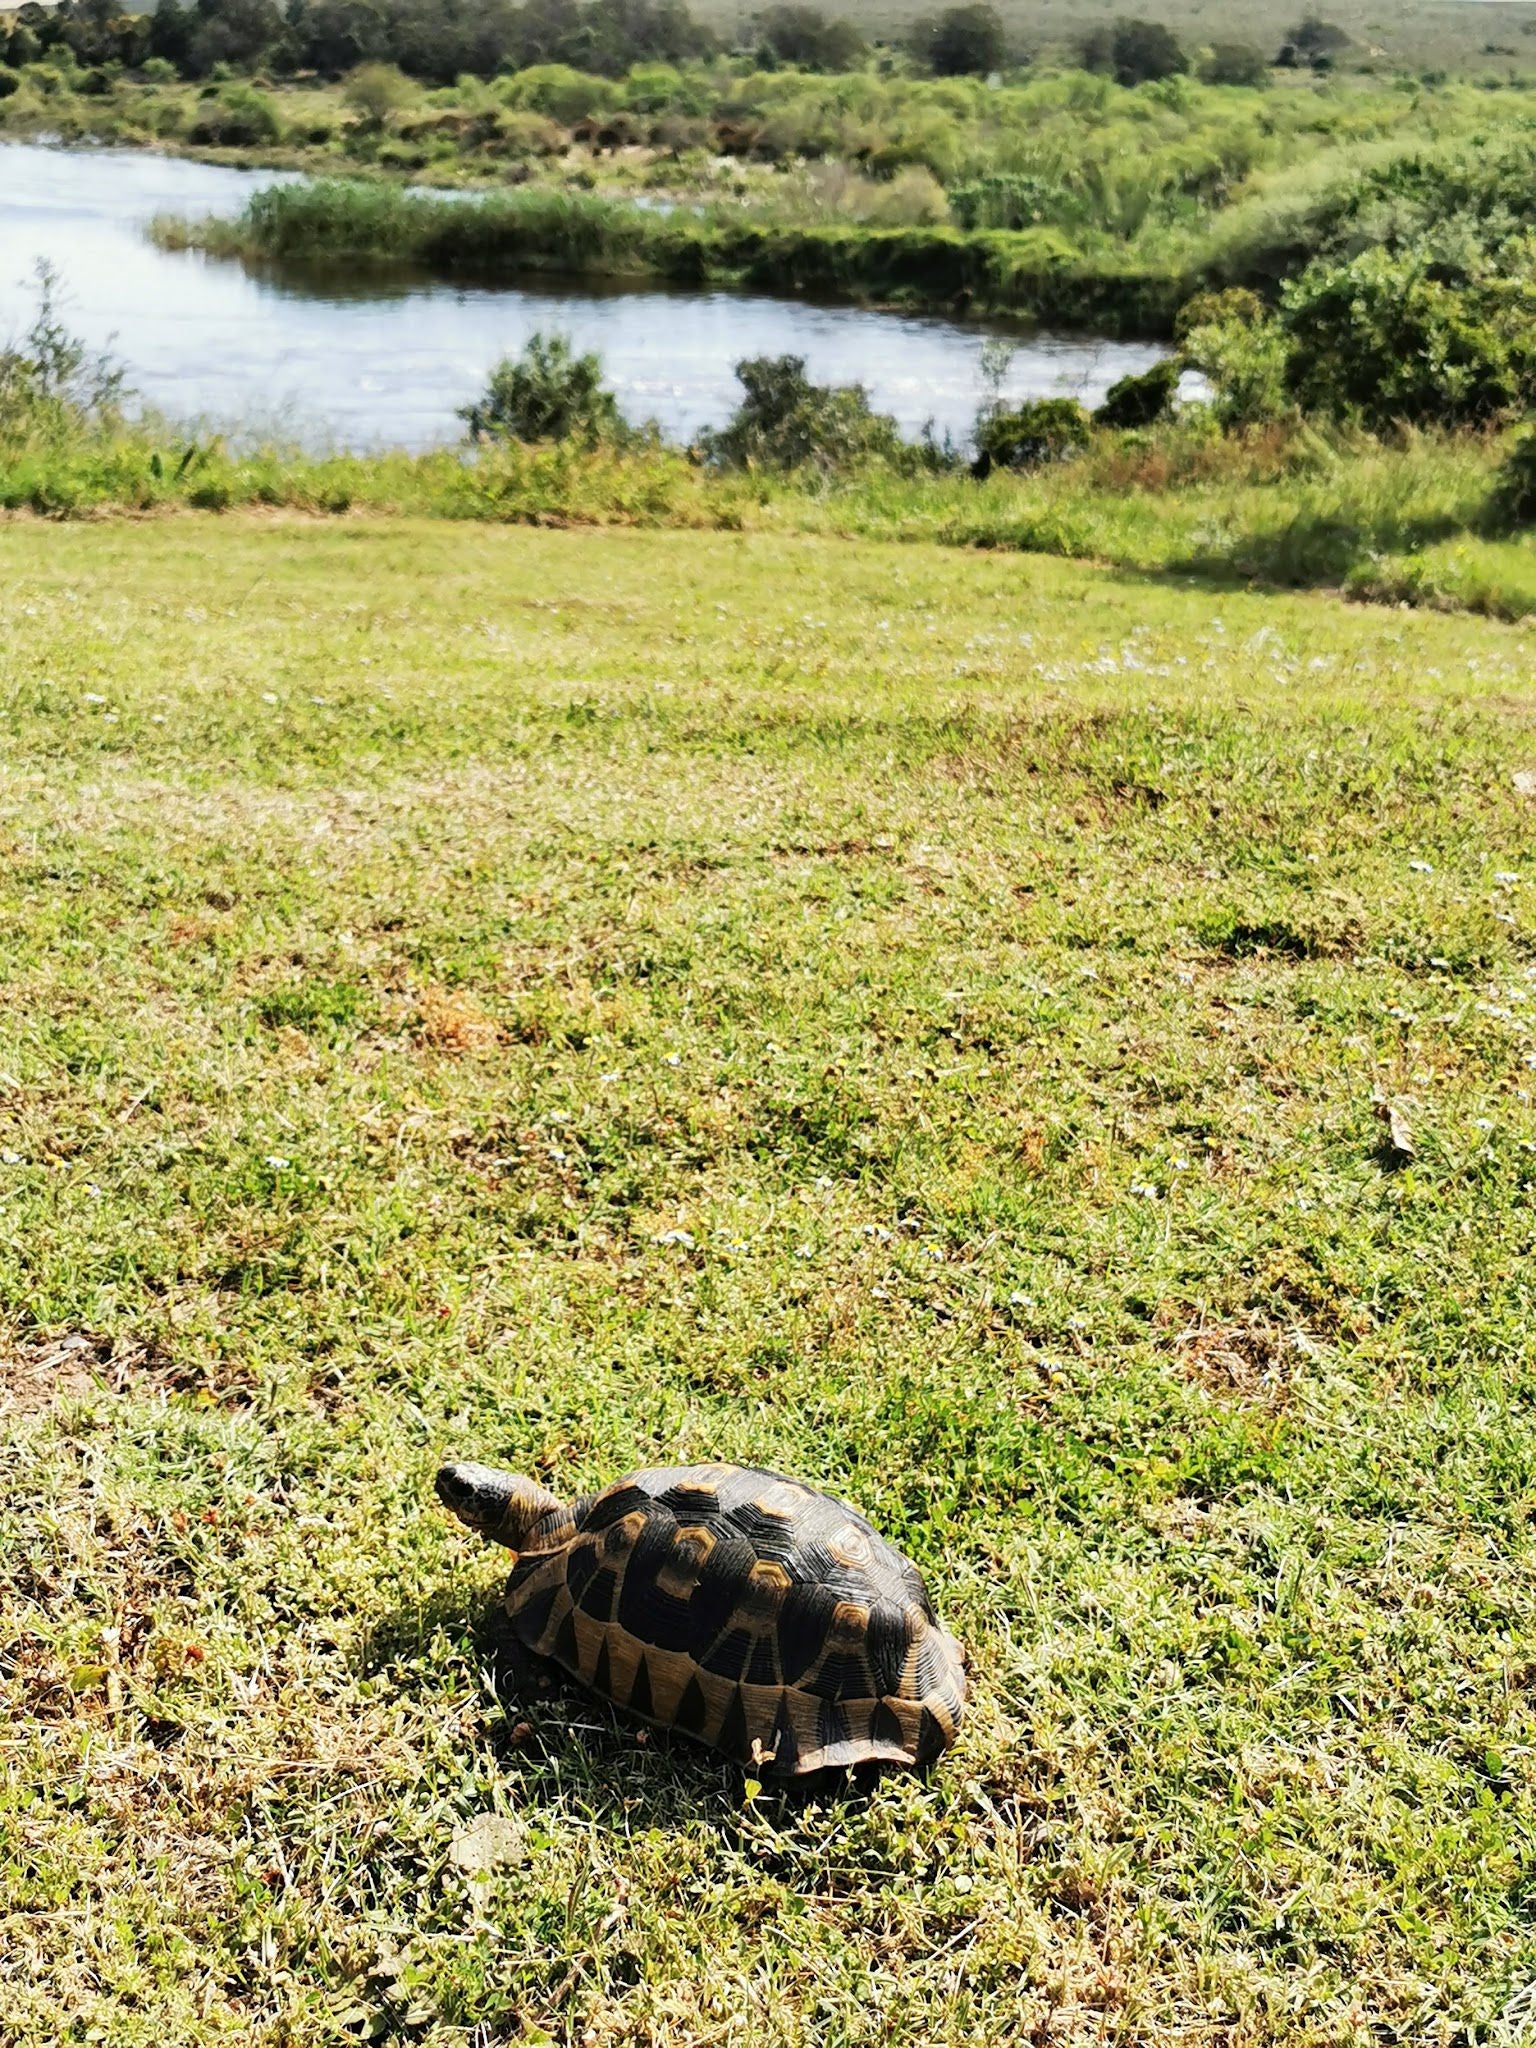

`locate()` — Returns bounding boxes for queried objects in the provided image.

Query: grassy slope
[3,517,1536,2047]
[14,425,1536,623]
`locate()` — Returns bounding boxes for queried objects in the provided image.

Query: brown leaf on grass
[413,984,501,1052]
[1171,1315,1298,1409]
[1373,1092,1416,1165]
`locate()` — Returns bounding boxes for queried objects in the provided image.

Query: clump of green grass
[3,516,1536,2043]
[152,176,1189,330]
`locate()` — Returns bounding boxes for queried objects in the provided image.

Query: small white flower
[0,1149,20,1165]
[654,1229,695,1248]
[1009,1290,1033,1306]
[794,1244,815,1259]
[261,692,279,705]
[599,1071,621,1084]
[1496,872,1522,886]
[1474,1119,1496,1131]
[1409,860,1434,875]
[83,693,106,705]
[664,1054,680,1068]
[265,1154,290,1169]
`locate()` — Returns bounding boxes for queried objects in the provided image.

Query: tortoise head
[436,1461,564,1550]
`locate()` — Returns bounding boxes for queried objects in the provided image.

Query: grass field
[4,517,1536,2046]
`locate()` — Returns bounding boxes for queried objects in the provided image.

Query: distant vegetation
[8,273,1536,627]
[1,0,1357,85]
[12,2,1536,606]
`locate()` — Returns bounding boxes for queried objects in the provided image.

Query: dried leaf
[1373,1093,1416,1162]
[449,1812,527,1876]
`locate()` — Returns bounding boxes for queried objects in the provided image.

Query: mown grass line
[2,518,1536,2046]
[10,422,1536,624]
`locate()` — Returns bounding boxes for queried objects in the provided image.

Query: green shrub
[343,61,415,123]
[459,331,622,444]
[0,263,126,447]
[700,355,910,473]
[0,65,20,99]
[1094,358,1179,428]
[140,56,179,83]
[1488,431,1536,530]
[500,63,618,124]
[973,397,1092,474]
[1200,41,1269,86]
[908,3,1006,77]
[754,6,867,71]
[1281,248,1536,429]
[948,172,1079,232]
[1084,19,1187,85]
[1177,288,1291,426]
[188,84,283,146]
[22,64,70,96]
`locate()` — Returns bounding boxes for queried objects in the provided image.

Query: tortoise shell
[436,1459,966,1775]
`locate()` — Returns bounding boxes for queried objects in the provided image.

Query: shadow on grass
[1166,506,1469,591]
[361,1583,901,1825]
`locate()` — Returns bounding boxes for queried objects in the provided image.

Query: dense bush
[188,83,283,144]
[1176,287,1289,425]
[0,64,19,98]
[754,5,866,72]
[343,60,415,120]
[1200,41,1269,87]
[1280,248,1536,428]
[459,331,622,443]
[1488,431,1536,530]
[972,397,1092,474]
[700,355,911,472]
[1083,19,1188,86]
[1277,16,1351,67]
[948,173,1077,232]
[1094,358,1179,428]
[907,3,1006,77]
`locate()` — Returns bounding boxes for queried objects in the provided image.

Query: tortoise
[436,1459,966,1775]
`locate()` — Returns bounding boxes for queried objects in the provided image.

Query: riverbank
[6,419,1535,621]
[15,64,1536,343]
[153,178,1186,332]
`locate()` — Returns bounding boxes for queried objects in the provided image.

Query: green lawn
[3,518,1536,2046]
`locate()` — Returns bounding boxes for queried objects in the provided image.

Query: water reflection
[0,141,1172,451]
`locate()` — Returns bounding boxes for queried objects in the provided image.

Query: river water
[0,141,1172,451]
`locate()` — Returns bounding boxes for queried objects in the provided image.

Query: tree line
[4,0,1352,87]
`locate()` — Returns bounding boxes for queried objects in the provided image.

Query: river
[0,141,1174,451]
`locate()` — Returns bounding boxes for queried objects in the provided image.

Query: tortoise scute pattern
[482,1462,965,1774]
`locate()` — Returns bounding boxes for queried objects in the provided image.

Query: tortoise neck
[436,1462,565,1549]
